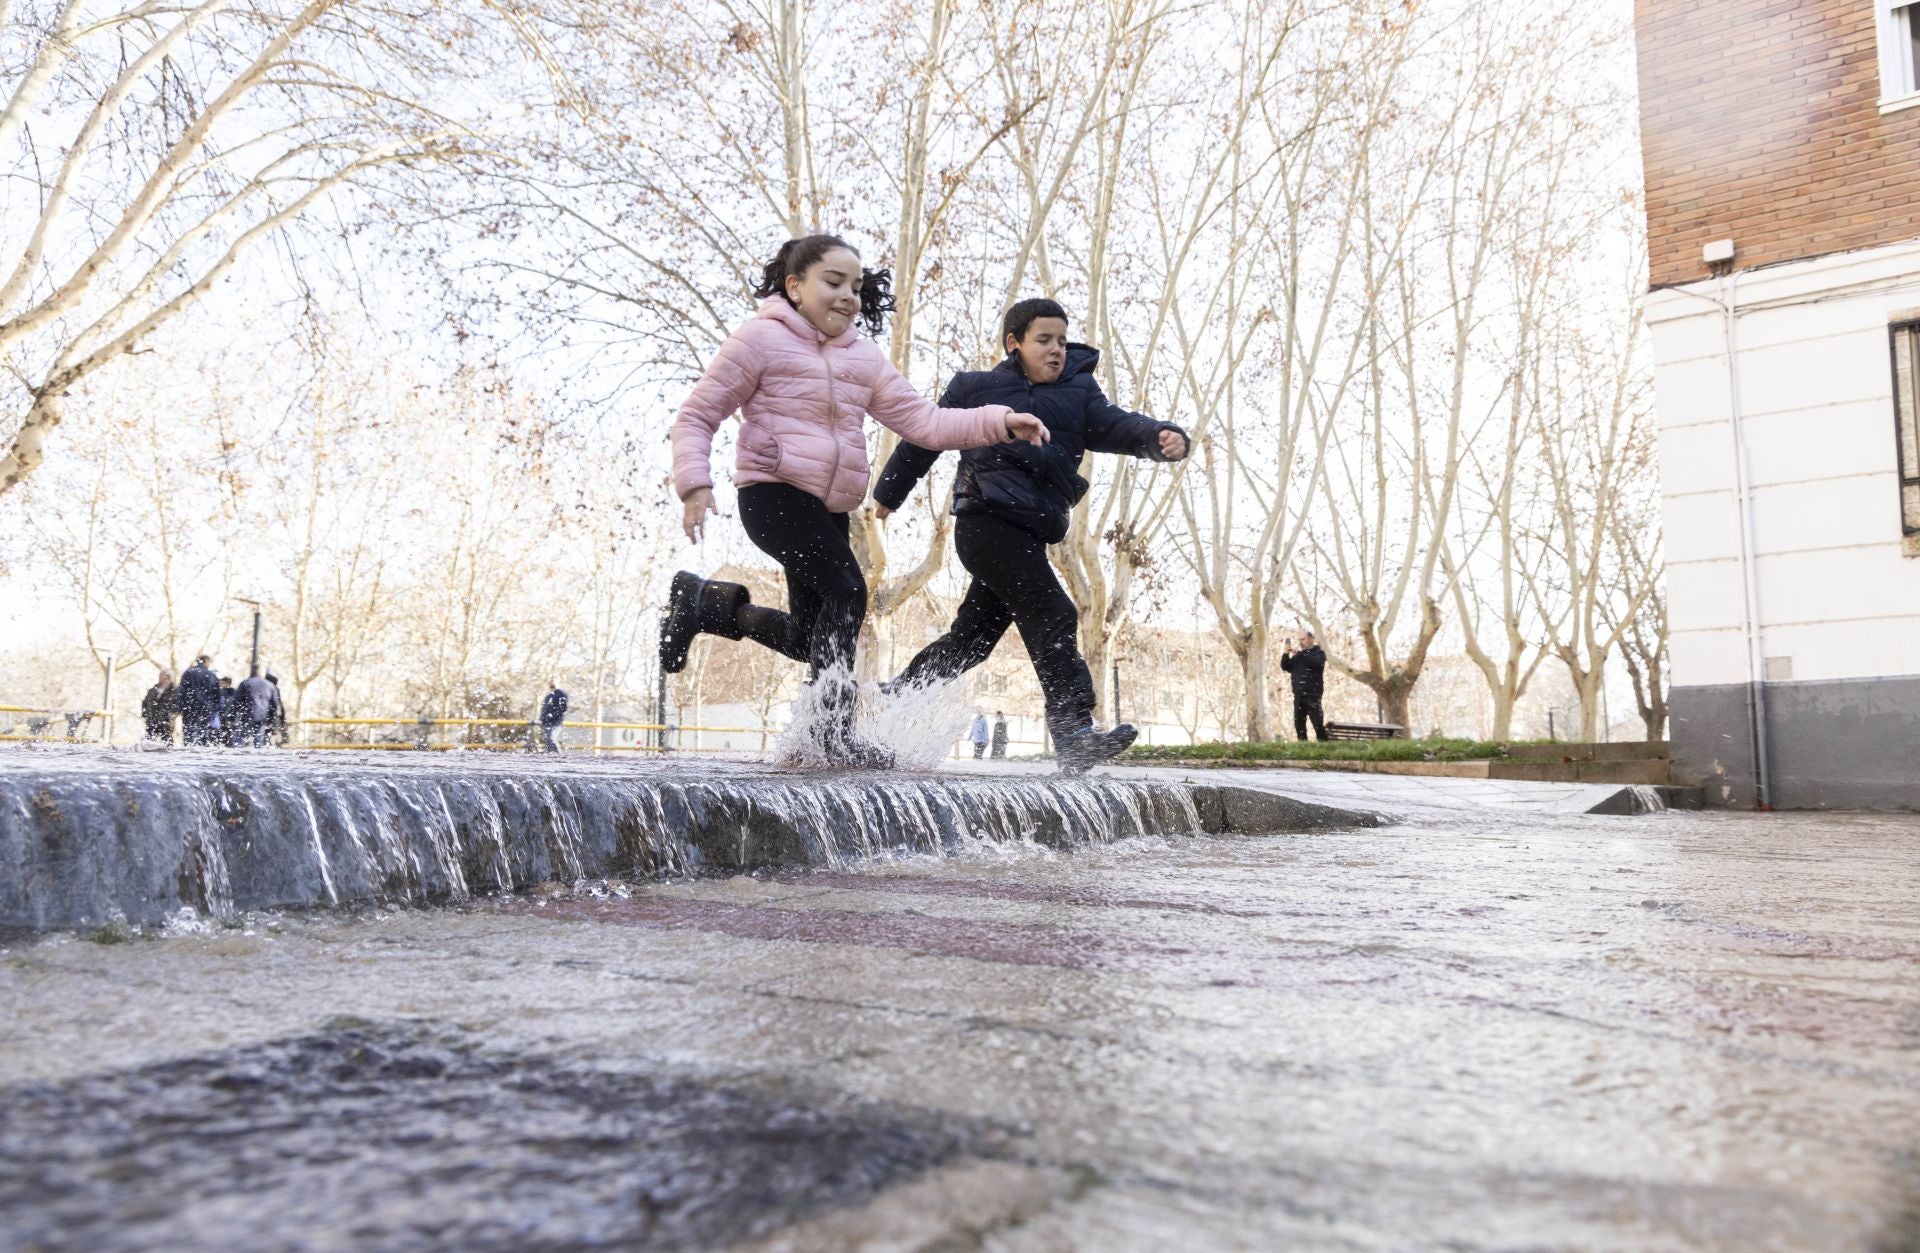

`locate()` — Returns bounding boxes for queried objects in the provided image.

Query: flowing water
[0,745,1246,931]
[2,807,1918,1249]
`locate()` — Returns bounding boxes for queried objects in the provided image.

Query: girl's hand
[1007,412,1050,446]
[872,504,893,521]
[1159,429,1190,460]
[682,487,718,544]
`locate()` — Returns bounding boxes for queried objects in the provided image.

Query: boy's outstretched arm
[872,374,968,514]
[1083,380,1189,462]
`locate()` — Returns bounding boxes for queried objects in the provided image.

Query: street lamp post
[234,598,262,675]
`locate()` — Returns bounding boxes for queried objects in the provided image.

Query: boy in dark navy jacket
[873,299,1189,772]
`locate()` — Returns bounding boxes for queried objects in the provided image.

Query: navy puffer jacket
[872,346,1185,543]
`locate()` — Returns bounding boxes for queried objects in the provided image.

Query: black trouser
[1294,697,1327,741]
[894,514,1095,737]
[735,482,867,688]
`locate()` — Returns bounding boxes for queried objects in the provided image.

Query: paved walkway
[4,802,1919,1248]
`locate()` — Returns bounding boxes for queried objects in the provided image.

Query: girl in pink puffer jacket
[661,234,1049,768]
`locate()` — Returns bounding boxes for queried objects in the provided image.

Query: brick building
[1636,0,1920,806]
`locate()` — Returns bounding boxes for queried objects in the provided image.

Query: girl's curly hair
[752,234,897,336]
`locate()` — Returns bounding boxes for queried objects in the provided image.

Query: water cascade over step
[0,750,1377,931]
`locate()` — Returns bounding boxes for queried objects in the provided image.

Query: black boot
[1055,723,1137,775]
[813,682,897,770]
[824,726,898,770]
[659,571,750,674]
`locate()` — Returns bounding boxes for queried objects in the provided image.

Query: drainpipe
[1672,271,1773,809]
[1719,272,1774,810]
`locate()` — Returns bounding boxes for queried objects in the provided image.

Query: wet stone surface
[0,1021,971,1252]
[3,798,1920,1248]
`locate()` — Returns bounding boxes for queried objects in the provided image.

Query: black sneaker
[1056,723,1137,775]
[659,571,703,674]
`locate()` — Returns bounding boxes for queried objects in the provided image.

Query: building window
[1892,320,1920,534]
[1878,1,1920,105]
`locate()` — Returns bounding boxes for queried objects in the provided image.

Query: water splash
[773,665,973,771]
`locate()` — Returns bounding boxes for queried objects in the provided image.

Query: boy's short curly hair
[1003,298,1069,344]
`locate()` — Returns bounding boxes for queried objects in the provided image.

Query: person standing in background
[177,657,219,746]
[235,669,278,748]
[1281,633,1328,742]
[539,684,569,753]
[264,672,289,746]
[968,712,989,759]
[217,676,240,746]
[141,671,177,743]
[991,712,1009,760]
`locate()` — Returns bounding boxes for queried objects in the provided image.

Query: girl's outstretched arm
[864,349,1046,450]
[872,374,971,514]
[671,330,764,502]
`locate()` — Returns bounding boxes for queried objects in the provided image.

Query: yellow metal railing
[290,716,784,754]
[0,703,109,743]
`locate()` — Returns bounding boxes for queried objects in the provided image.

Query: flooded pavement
[3,804,1919,1249]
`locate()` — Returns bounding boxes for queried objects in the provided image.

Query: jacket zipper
[820,338,843,496]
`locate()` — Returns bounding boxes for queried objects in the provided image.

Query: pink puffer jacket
[671,297,1015,514]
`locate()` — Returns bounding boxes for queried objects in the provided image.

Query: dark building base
[1671,675,1920,810]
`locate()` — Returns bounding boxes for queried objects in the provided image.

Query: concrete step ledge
[1488,760,1671,785]
[1506,741,1670,763]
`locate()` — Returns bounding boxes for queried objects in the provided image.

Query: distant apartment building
[1636,0,1920,806]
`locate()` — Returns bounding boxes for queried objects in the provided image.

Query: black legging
[734,482,867,682]
[892,513,1096,736]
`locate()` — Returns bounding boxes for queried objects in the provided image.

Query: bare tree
[15,338,254,693]
[1614,575,1668,741]
[1525,266,1660,742]
[1172,0,1414,738]
[1292,4,1589,731]
[0,0,514,495]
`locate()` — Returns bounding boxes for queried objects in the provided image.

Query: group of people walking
[967,711,1009,760]
[141,658,284,748]
[658,234,1190,774]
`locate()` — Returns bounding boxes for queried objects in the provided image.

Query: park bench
[1325,721,1405,741]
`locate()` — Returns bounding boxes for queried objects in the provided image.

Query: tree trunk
[1240,624,1270,741]
[1578,670,1604,743]
[1381,683,1412,733]
[1488,687,1516,742]
[1082,612,1113,725]
[1563,660,1604,742]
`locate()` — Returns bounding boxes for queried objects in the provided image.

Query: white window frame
[1877,0,1920,113]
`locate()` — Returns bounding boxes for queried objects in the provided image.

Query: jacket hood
[755,294,858,347]
[996,341,1101,383]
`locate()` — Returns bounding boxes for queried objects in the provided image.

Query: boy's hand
[1159,429,1189,460]
[1007,412,1050,446]
[682,487,717,544]
[873,504,893,520]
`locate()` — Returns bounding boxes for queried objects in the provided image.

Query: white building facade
[1647,240,1920,807]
